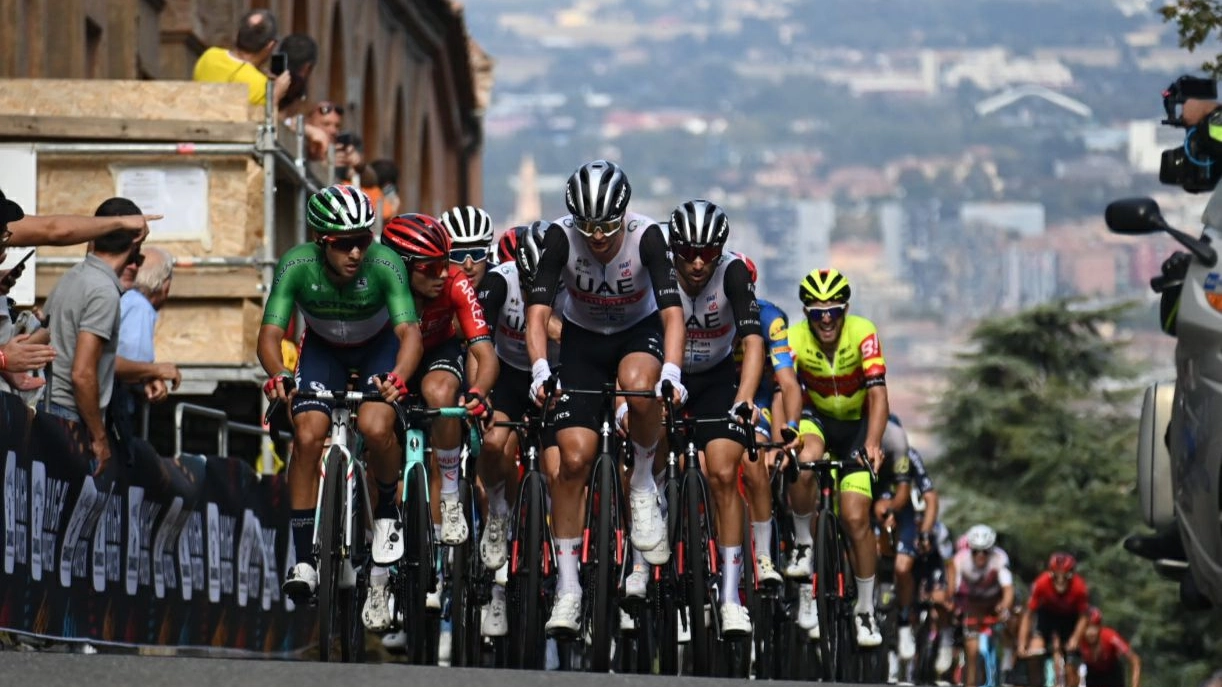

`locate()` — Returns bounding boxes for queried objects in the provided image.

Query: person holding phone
[192,9,290,107]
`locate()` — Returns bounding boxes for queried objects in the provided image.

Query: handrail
[174,401,291,474]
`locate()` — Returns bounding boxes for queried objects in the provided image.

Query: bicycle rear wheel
[338,462,368,663]
[450,477,482,667]
[316,446,344,662]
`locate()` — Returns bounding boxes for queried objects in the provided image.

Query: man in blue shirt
[117,246,180,406]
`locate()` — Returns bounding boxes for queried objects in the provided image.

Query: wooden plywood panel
[34,156,263,259]
[34,266,263,300]
[0,79,257,123]
[154,299,261,365]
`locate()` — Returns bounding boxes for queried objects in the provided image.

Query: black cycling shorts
[1036,610,1079,650]
[292,326,398,416]
[682,355,750,449]
[408,337,466,397]
[491,363,532,423]
[801,408,869,476]
[551,313,664,432]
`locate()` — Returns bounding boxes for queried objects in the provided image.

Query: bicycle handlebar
[659,380,758,462]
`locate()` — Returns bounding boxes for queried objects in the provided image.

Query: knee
[423,373,459,407]
[294,415,327,448]
[895,555,914,576]
[706,455,740,494]
[358,418,395,449]
[557,447,588,483]
[840,508,870,538]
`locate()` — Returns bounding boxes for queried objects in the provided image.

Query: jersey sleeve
[527,222,568,307]
[477,270,509,331]
[998,566,1014,588]
[639,223,682,309]
[379,250,419,326]
[451,271,492,344]
[262,251,300,329]
[858,318,887,385]
[724,259,762,338]
[1028,574,1050,611]
[1106,629,1131,656]
[762,304,794,370]
[909,448,936,494]
[1073,578,1091,614]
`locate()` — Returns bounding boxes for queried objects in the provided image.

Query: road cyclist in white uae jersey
[472,221,566,638]
[525,159,687,634]
[625,198,765,635]
[258,184,424,600]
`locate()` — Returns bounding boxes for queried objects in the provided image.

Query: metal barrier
[174,402,290,474]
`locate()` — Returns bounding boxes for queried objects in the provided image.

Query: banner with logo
[0,392,314,653]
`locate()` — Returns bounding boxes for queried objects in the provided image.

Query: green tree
[1162,0,1222,77]
[932,301,1222,686]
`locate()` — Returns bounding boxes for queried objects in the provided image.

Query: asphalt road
[0,650,884,687]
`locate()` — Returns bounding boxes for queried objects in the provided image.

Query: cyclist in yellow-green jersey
[783,267,890,648]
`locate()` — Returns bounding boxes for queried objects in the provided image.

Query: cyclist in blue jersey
[731,253,804,585]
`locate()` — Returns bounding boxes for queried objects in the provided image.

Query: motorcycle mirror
[1105,197,1218,267]
[1104,197,1167,235]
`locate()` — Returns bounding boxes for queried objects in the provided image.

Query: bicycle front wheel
[399,462,435,665]
[586,454,619,673]
[681,470,713,676]
[316,446,345,662]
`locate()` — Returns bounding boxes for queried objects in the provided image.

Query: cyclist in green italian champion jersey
[257,184,424,599]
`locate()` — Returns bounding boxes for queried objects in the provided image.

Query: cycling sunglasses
[324,233,374,253]
[409,258,448,278]
[449,246,489,264]
[574,218,623,238]
[316,102,344,116]
[804,304,847,321]
[673,244,722,264]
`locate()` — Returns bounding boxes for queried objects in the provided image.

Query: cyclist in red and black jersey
[1019,552,1091,687]
[374,213,498,622]
[1080,608,1140,687]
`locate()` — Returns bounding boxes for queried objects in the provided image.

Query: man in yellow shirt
[192,9,290,107]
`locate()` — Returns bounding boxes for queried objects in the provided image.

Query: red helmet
[497,227,522,265]
[1086,606,1102,626]
[1048,552,1077,575]
[382,213,451,261]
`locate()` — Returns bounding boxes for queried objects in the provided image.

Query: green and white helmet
[307,184,376,234]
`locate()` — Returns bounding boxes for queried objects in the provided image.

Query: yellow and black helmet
[798,268,851,305]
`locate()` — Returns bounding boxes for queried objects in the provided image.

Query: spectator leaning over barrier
[1,187,158,247]
[192,8,290,107]
[0,192,55,377]
[117,246,181,406]
[42,198,152,475]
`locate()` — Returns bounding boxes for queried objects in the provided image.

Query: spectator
[0,258,50,394]
[0,193,55,378]
[361,159,402,221]
[192,8,290,107]
[305,102,363,179]
[42,198,150,475]
[116,246,181,406]
[278,33,319,113]
[1,187,159,247]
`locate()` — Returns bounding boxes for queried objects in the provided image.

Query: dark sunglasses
[324,233,374,253]
[317,102,344,116]
[127,251,145,267]
[804,304,847,321]
[409,258,448,278]
[449,247,489,264]
[574,218,622,239]
[673,244,722,264]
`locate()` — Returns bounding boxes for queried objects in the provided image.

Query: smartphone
[270,52,288,76]
[336,132,354,147]
[6,249,34,272]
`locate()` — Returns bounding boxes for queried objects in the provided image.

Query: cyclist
[784,267,889,647]
[371,212,499,623]
[1018,552,1091,687]
[258,184,423,601]
[473,221,564,637]
[947,524,1015,687]
[1080,607,1141,687]
[525,159,686,634]
[495,226,519,265]
[440,204,494,286]
[875,415,943,662]
[621,199,762,635]
[729,253,802,587]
